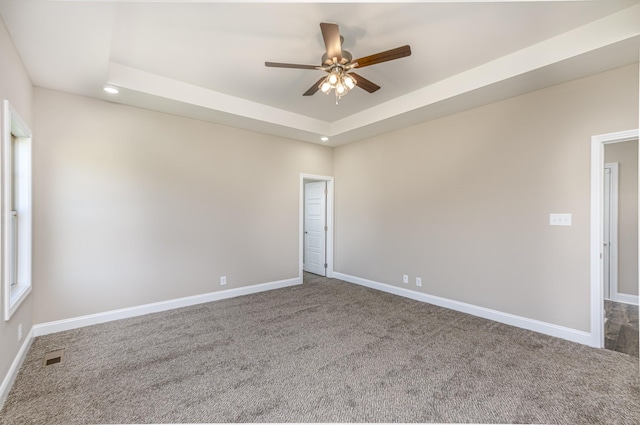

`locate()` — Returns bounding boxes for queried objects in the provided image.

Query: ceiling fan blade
[352,45,411,68]
[320,22,342,63]
[303,77,327,96]
[350,72,380,93]
[265,62,318,70]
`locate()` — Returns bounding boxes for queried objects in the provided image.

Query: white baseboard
[2,277,301,409]
[611,292,639,306]
[0,326,34,410]
[33,277,301,337]
[333,272,593,346]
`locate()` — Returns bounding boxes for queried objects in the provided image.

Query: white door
[304,181,326,276]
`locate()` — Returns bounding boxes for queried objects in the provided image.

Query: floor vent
[44,349,65,366]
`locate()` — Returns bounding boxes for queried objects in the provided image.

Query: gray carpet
[1,273,639,424]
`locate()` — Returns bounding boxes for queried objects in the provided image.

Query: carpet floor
[1,274,639,424]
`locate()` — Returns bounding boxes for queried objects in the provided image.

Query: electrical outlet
[416,277,422,287]
[220,276,227,286]
[18,323,22,341]
[403,274,408,284]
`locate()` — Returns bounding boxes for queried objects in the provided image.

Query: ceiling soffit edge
[105,4,640,146]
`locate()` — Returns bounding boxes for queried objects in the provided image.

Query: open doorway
[590,129,639,356]
[299,174,334,283]
[603,139,638,356]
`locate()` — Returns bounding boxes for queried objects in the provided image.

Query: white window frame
[3,100,32,321]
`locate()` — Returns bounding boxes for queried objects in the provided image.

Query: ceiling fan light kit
[265,22,411,104]
[320,66,357,104]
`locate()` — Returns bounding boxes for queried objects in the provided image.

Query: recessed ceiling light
[321,136,329,142]
[103,85,119,94]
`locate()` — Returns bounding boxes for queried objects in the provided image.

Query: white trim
[334,272,593,346]
[2,100,33,321]
[614,293,640,306]
[299,174,334,280]
[33,277,301,337]
[604,162,619,302]
[590,129,639,348]
[0,326,34,410]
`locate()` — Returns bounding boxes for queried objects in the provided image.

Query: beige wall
[0,17,34,391]
[334,64,639,332]
[33,88,333,323]
[605,140,639,297]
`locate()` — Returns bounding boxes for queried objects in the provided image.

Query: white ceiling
[1,0,639,146]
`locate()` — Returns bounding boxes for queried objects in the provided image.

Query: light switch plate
[550,213,572,226]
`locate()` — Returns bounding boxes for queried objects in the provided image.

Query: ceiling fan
[265,23,411,103]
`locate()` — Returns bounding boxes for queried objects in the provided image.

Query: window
[3,100,32,321]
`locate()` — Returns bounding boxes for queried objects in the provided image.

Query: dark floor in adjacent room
[604,299,639,358]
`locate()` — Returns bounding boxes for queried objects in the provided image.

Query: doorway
[304,181,327,276]
[603,147,639,306]
[299,174,334,281]
[590,129,639,353]
[603,139,639,356]
[603,162,618,301]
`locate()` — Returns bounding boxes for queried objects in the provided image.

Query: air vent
[44,349,65,366]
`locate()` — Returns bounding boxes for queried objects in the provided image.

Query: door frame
[590,129,639,348]
[603,162,621,302]
[299,174,334,281]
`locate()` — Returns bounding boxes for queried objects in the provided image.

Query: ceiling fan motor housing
[322,50,353,66]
